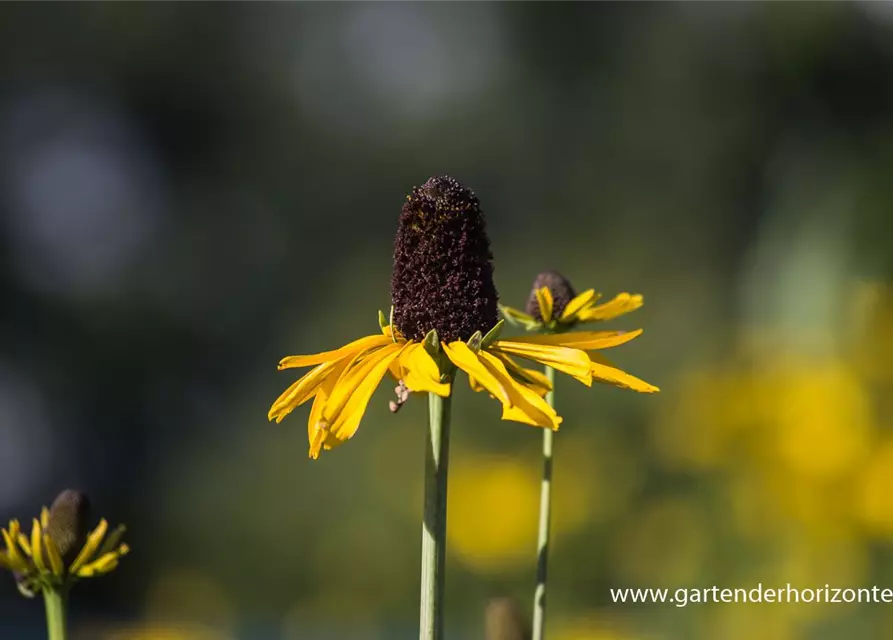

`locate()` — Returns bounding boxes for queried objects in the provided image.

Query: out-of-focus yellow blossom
[855,439,893,536]
[447,454,539,572]
[102,626,232,640]
[551,616,641,640]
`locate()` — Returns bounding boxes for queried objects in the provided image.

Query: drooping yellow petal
[16,533,31,557]
[559,288,598,321]
[499,305,536,326]
[69,519,108,575]
[589,353,660,393]
[477,351,561,429]
[399,344,450,397]
[575,292,643,322]
[321,343,403,427]
[443,341,511,406]
[324,343,410,447]
[307,355,354,458]
[30,519,45,572]
[277,334,393,370]
[535,287,554,323]
[490,341,592,385]
[43,535,64,576]
[493,352,553,397]
[268,360,340,423]
[467,375,484,393]
[504,329,643,351]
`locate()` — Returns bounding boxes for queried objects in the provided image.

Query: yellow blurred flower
[447,454,540,572]
[772,363,873,479]
[855,438,893,536]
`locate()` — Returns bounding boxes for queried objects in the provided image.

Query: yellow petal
[535,287,554,323]
[589,353,660,393]
[477,351,561,429]
[16,533,31,557]
[467,375,484,393]
[307,356,353,458]
[2,527,28,572]
[443,341,511,407]
[75,544,128,578]
[504,329,643,351]
[499,305,536,325]
[321,343,402,426]
[277,334,393,370]
[493,352,553,397]
[400,344,450,397]
[268,360,339,423]
[325,343,409,446]
[575,292,643,322]
[490,341,592,385]
[559,288,598,321]
[43,535,64,576]
[69,519,108,575]
[40,508,49,530]
[30,519,45,572]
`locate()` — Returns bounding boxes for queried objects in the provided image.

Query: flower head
[502,270,644,333]
[0,490,129,596]
[269,177,658,459]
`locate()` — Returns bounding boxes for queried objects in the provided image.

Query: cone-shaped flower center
[526,270,576,321]
[46,489,90,564]
[390,176,499,342]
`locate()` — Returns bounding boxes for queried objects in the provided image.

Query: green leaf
[480,319,505,348]
[378,310,388,333]
[423,328,440,357]
[466,330,483,352]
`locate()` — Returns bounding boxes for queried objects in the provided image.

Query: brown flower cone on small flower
[0,489,129,597]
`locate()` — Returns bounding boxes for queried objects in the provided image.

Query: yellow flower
[269,313,655,459]
[268,176,658,459]
[500,270,643,333]
[0,490,128,597]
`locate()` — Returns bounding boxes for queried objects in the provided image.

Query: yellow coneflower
[503,270,657,640]
[0,490,129,640]
[266,176,656,640]
[268,184,655,459]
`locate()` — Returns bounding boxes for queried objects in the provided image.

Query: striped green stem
[532,365,555,640]
[420,391,452,640]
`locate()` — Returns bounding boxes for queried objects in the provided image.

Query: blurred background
[1,2,892,639]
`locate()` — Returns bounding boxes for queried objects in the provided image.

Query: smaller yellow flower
[0,490,129,597]
[500,270,643,333]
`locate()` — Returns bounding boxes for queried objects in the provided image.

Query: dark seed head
[525,270,577,322]
[46,489,91,564]
[390,176,499,342]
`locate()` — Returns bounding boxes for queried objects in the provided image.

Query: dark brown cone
[46,489,91,565]
[525,270,576,322]
[390,176,499,342]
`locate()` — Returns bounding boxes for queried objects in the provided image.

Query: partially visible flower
[0,489,129,597]
[268,176,658,459]
[500,270,643,333]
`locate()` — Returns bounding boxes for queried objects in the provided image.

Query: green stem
[43,588,68,640]
[420,391,452,640]
[532,365,555,640]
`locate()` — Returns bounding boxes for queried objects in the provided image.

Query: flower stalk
[43,587,68,640]
[532,365,555,640]
[420,388,452,640]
